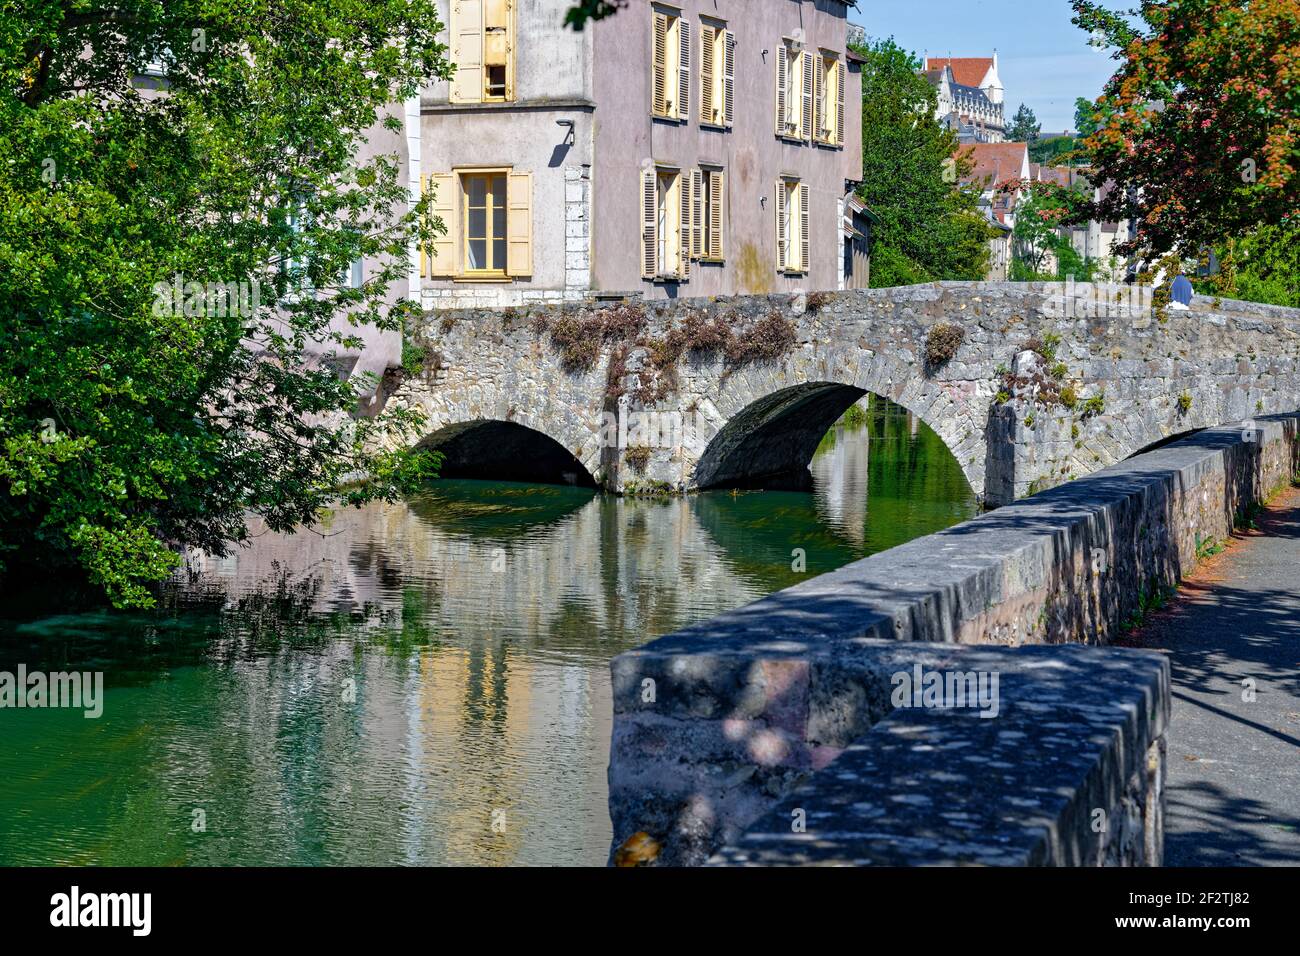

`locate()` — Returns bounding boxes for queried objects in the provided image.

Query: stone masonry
[389,282,1300,505]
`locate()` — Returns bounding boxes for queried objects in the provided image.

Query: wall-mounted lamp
[556,119,575,145]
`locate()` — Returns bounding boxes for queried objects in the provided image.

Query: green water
[0,401,975,866]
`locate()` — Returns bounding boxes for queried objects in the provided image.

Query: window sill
[454,273,512,284]
[652,113,689,124]
[777,133,808,144]
[699,121,730,132]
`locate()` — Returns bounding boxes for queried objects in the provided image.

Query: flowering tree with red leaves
[1072,0,1300,258]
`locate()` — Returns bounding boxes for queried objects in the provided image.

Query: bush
[924,323,965,369]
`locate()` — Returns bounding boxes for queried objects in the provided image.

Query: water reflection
[0,399,975,866]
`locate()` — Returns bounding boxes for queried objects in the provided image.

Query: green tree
[1071,0,1300,258]
[1195,224,1300,308]
[852,37,990,287]
[1073,97,1101,138]
[0,2,450,607]
[1009,182,1095,279]
[1006,103,1041,143]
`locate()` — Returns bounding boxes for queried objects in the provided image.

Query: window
[776,178,810,273]
[689,167,725,261]
[814,52,846,146]
[449,0,515,104]
[422,168,532,280]
[775,40,813,141]
[641,167,690,280]
[652,7,689,121]
[463,173,507,274]
[699,22,734,127]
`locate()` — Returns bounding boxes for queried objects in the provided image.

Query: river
[0,399,975,865]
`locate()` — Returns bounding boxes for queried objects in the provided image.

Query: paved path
[1126,485,1300,865]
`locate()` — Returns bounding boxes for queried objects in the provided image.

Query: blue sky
[849,0,1128,134]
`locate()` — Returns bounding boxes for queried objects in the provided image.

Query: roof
[925,57,994,88]
[958,142,1030,189]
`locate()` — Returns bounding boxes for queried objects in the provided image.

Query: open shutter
[813,55,824,141]
[799,183,811,272]
[775,46,787,134]
[450,0,483,104]
[506,171,532,276]
[723,31,735,127]
[700,25,715,123]
[426,173,457,277]
[641,169,657,278]
[677,19,690,120]
[801,52,814,141]
[652,13,668,116]
[709,170,724,260]
[678,172,691,278]
[836,60,846,146]
[690,168,704,258]
[775,181,786,270]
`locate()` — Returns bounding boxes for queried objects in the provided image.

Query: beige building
[414,0,864,309]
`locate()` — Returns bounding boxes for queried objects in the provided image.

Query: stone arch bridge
[384,282,1300,506]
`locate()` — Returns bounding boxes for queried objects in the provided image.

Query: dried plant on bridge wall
[527,303,798,404]
[924,322,966,370]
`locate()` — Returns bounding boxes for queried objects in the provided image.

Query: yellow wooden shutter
[690,168,703,258]
[450,0,483,104]
[678,172,691,278]
[506,170,532,277]
[708,170,724,260]
[799,182,810,272]
[652,13,668,116]
[427,172,457,277]
[775,45,787,134]
[722,31,735,127]
[700,25,715,123]
[813,55,824,142]
[641,169,657,278]
[836,60,846,146]
[801,52,814,141]
[677,19,690,120]
[775,180,786,269]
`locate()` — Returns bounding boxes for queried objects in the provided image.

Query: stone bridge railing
[390,282,1300,505]
[606,413,1300,866]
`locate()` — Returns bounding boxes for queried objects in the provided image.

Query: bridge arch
[418,419,598,488]
[691,374,985,495]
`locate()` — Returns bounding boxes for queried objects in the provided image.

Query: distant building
[956,141,1028,278]
[924,54,1005,143]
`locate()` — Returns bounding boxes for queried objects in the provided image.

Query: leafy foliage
[1006,181,1096,279]
[1071,0,1300,257]
[851,37,991,286]
[1194,223,1300,308]
[0,2,451,607]
[1006,103,1041,143]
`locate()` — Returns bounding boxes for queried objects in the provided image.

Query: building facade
[924,55,1005,144]
[415,0,863,309]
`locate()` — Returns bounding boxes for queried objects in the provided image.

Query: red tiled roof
[957,142,1029,189]
[926,57,994,88]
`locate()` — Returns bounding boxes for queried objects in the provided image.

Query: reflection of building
[924,55,1005,143]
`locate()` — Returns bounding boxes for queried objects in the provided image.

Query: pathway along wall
[607,413,1300,866]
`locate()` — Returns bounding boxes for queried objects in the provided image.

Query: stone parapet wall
[606,414,1299,865]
